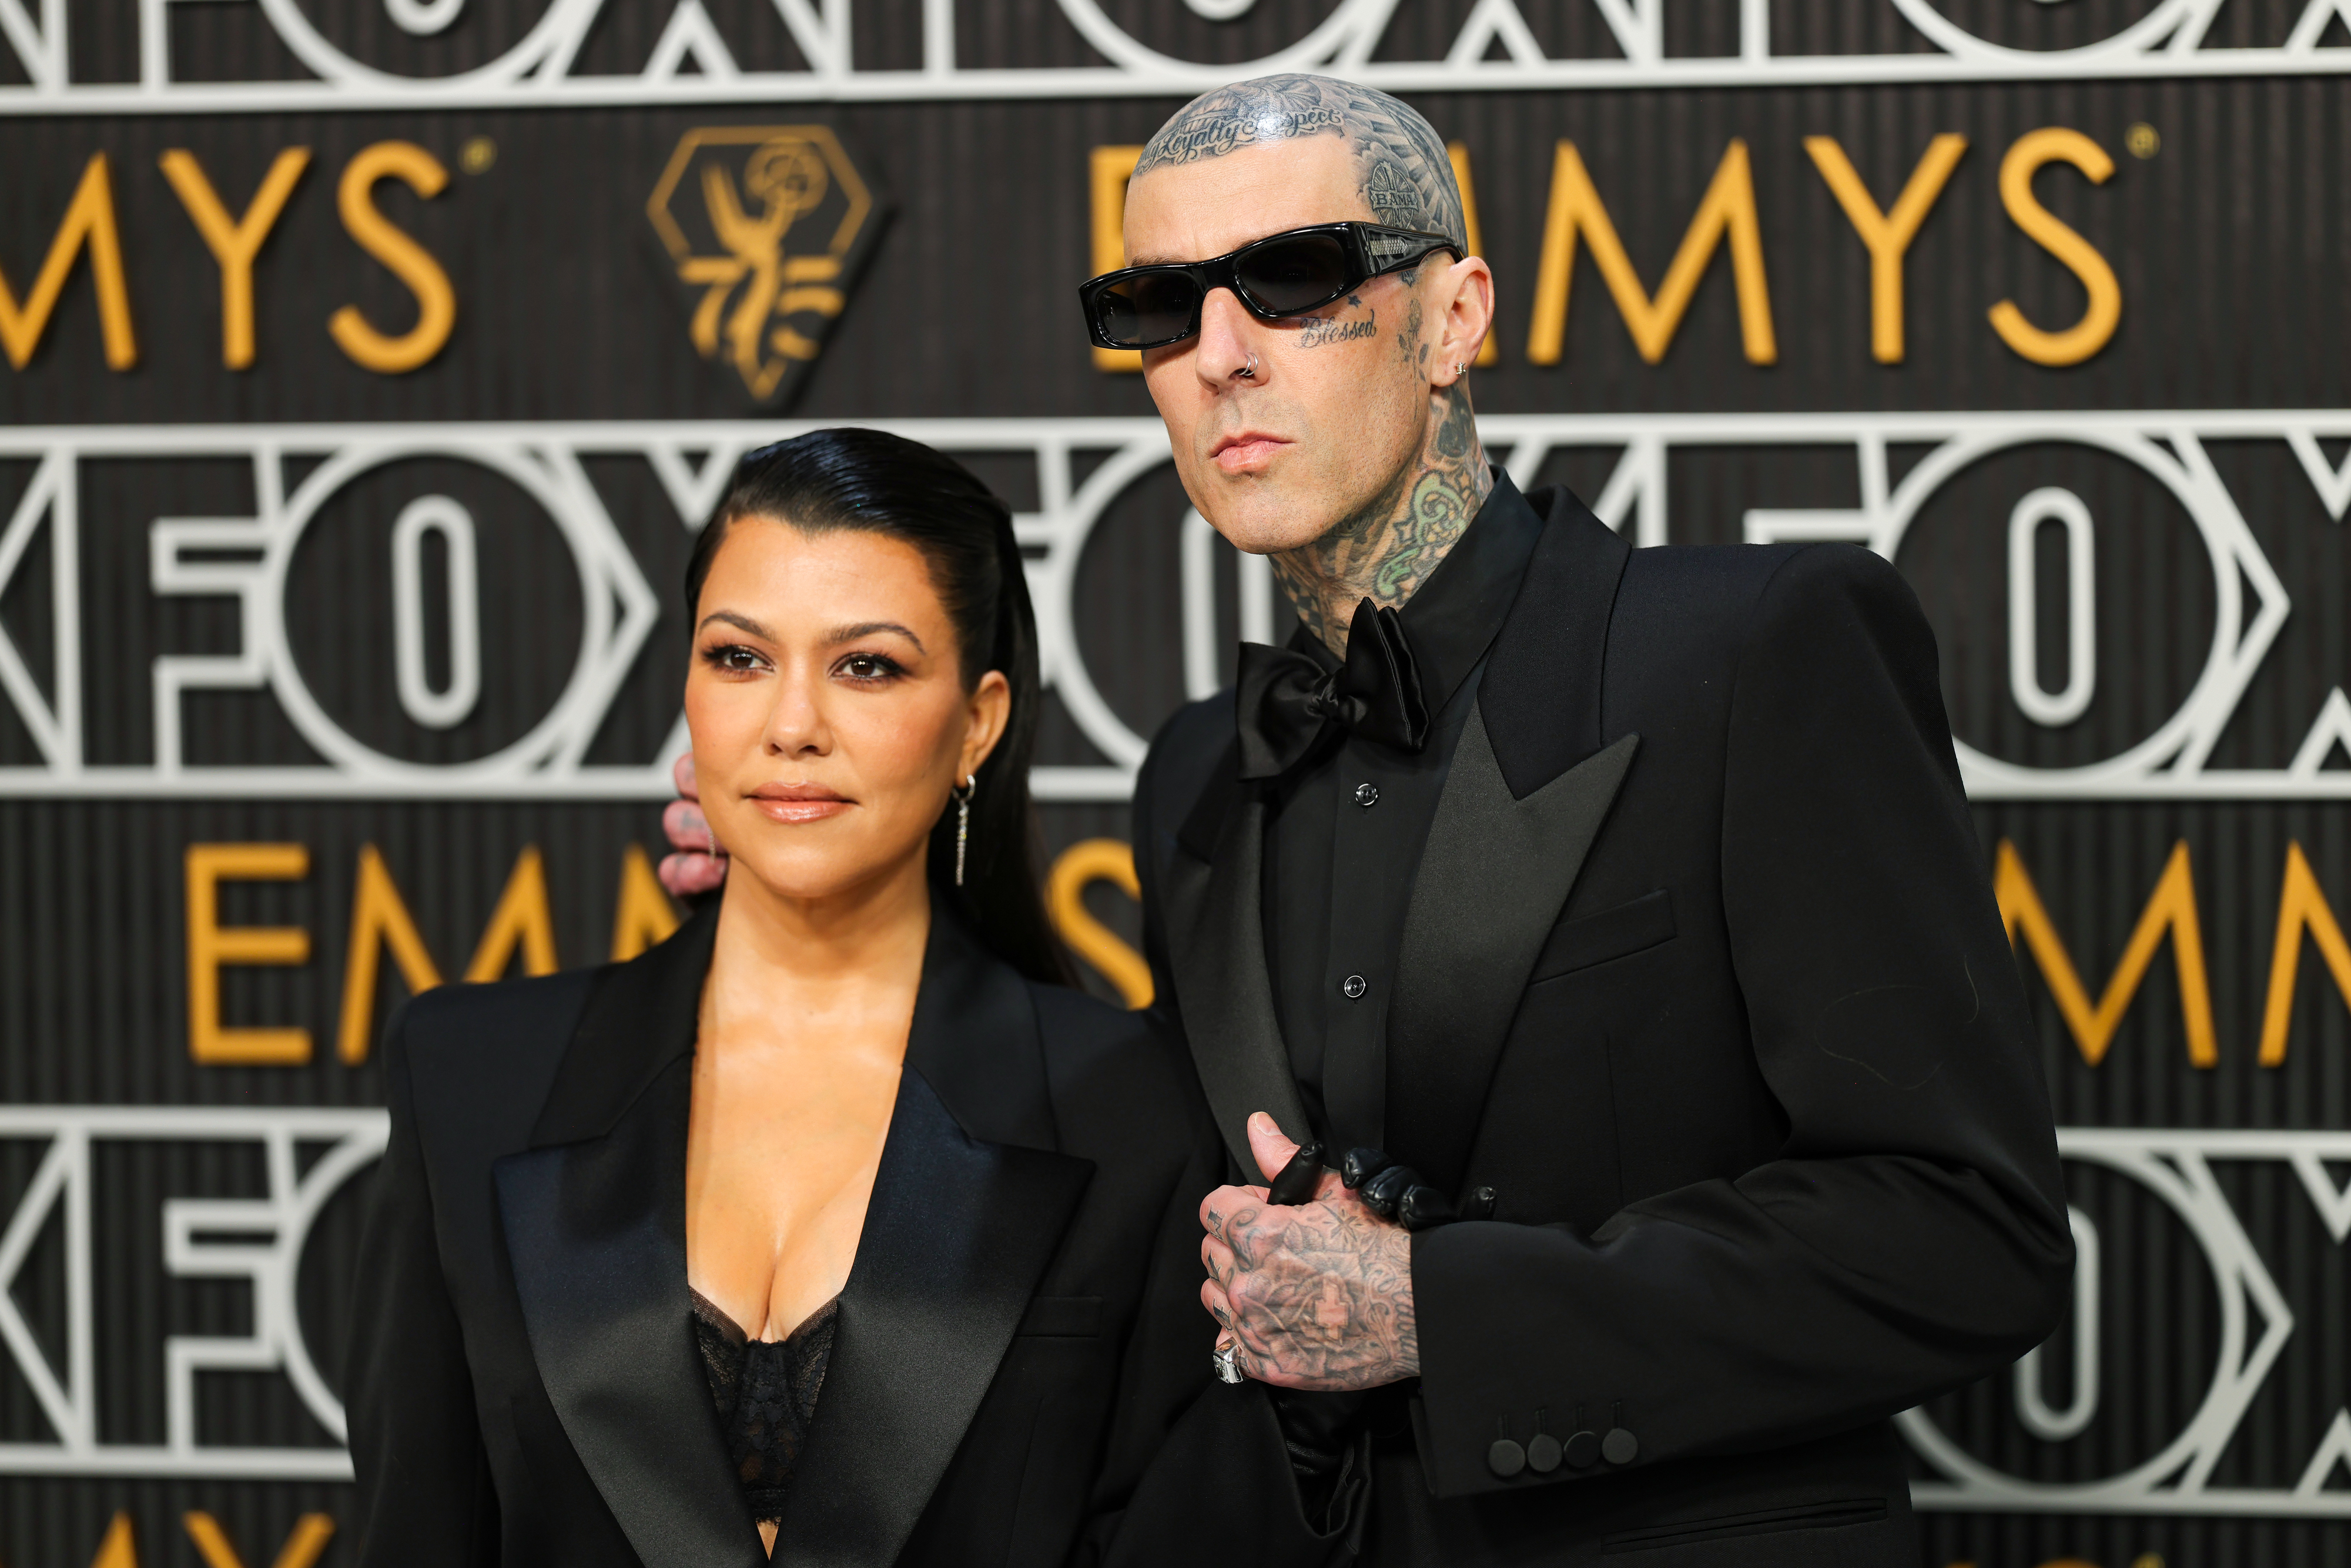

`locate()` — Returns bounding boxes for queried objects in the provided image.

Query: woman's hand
[1201,1114,1419,1391]
[659,753,731,896]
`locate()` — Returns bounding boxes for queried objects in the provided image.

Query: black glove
[1265,1141,1325,1207]
[1341,1148,1496,1231]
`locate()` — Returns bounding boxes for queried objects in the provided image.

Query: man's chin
[1203,510,1332,557]
[1192,476,1335,557]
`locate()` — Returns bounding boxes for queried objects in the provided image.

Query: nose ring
[1235,352,1258,380]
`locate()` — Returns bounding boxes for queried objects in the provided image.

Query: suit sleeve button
[1525,1433,1562,1473]
[1563,1429,1599,1468]
[1602,1428,1639,1465]
[1487,1438,1527,1478]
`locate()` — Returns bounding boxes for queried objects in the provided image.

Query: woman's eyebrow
[697,609,773,638]
[828,621,926,654]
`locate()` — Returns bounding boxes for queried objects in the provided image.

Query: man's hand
[1201,1113,1419,1391]
[658,753,729,897]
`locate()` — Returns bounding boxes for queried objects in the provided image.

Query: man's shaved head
[1134,73,1466,249]
[1123,74,1495,654]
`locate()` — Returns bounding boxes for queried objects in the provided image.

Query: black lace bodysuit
[690,1289,838,1527]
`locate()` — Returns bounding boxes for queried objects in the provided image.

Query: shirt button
[1354,782,1380,808]
[1340,974,1368,1000]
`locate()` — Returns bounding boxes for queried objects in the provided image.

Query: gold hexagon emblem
[647,126,886,404]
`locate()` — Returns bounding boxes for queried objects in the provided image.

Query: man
[669,74,2071,1566]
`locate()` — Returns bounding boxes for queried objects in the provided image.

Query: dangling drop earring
[952,774,978,886]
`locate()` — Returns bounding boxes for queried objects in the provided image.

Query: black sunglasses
[1078,222,1461,351]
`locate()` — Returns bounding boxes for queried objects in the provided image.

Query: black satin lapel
[1388,707,1640,1194]
[903,905,1057,1150]
[1162,786,1315,1171]
[495,1054,764,1568]
[769,1068,1094,1568]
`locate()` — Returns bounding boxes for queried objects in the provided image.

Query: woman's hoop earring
[1235,352,1258,380]
[952,774,978,886]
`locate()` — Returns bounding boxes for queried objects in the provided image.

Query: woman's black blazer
[347,901,1224,1568]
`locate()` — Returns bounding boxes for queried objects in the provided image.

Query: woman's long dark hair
[684,428,1074,987]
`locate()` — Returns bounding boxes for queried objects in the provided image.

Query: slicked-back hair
[685,428,1074,988]
[1134,73,1466,251]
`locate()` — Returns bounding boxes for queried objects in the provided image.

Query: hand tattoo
[1202,1188,1419,1391]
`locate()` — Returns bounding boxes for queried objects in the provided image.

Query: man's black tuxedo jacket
[1123,487,2074,1567]
[346,902,1221,1568]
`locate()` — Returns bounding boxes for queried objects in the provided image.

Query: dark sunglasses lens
[1236,233,1353,314]
[1095,272,1201,347]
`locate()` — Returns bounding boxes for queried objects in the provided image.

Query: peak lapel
[494,917,762,1568]
[496,1063,759,1568]
[1159,744,1314,1171]
[769,1066,1093,1568]
[1388,707,1639,1196]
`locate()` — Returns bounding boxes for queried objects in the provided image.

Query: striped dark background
[2,2,2346,1564]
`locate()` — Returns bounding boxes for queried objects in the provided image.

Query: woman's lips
[749,787,852,824]
[1213,436,1288,473]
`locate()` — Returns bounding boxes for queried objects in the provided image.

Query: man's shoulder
[1613,539,1913,651]
[1615,538,1797,613]
[1136,687,1235,826]
[1150,686,1235,757]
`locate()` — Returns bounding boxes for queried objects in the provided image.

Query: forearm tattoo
[1205,1194,1419,1390]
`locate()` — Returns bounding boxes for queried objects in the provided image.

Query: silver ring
[1211,1341,1245,1385]
[1235,353,1258,380]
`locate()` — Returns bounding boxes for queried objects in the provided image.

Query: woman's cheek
[684,678,759,787]
[846,689,962,804]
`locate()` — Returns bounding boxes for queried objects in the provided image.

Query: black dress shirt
[1262,478,1544,1151]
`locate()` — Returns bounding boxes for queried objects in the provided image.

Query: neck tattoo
[1271,386,1491,655]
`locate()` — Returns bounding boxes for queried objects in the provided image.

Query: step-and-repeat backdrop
[4,2,2350,1564]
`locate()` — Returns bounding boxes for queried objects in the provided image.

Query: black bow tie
[1235,598,1431,782]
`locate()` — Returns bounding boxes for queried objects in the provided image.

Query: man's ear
[1434,254,1495,383]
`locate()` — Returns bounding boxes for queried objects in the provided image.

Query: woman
[347,430,1224,1567]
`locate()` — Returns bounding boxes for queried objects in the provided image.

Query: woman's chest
[684,1048,904,1334]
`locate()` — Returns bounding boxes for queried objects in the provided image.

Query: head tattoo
[1133,73,1467,251]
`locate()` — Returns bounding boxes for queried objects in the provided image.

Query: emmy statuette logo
[647,126,885,404]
